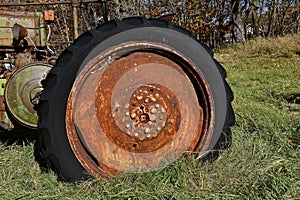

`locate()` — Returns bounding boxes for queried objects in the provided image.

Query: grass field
[0,34,299,199]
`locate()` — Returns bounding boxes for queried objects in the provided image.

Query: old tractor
[0,2,234,182]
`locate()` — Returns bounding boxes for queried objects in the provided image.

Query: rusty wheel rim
[66,42,213,178]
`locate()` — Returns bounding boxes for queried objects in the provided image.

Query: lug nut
[150,108,157,114]
[144,128,150,134]
[151,97,157,102]
[131,113,136,118]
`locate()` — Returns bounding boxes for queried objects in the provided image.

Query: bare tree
[1,0,298,49]
[230,0,246,43]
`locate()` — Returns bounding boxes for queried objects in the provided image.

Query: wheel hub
[112,84,176,142]
[115,85,169,140]
[5,62,52,128]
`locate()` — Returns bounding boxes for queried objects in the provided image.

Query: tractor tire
[37,17,235,182]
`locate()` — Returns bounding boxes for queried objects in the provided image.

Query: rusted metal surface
[95,63,182,154]
[14,52,33,68]
[12,23,28,41]
[158,14,175,22]
[4,63,52,129]
[66,42,211,178]
[0,10,46,47]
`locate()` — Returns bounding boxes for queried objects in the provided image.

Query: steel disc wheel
[37,17,235,181]
[5,62,52,129]
[66,45,208,178]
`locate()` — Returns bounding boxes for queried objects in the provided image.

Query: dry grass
[216,33,300,60]
[1,34,299,199]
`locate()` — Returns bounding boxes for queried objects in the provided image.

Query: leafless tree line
[110,0,299,48]
[1,0,299,50]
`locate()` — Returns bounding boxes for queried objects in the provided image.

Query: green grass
[1,34,299,199]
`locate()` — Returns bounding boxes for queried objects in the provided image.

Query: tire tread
[37,17,235,181]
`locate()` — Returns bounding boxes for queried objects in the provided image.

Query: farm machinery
[0,1,234,182]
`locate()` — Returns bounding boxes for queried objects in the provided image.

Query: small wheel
[37,17,234,181]
[5,62,52,129]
